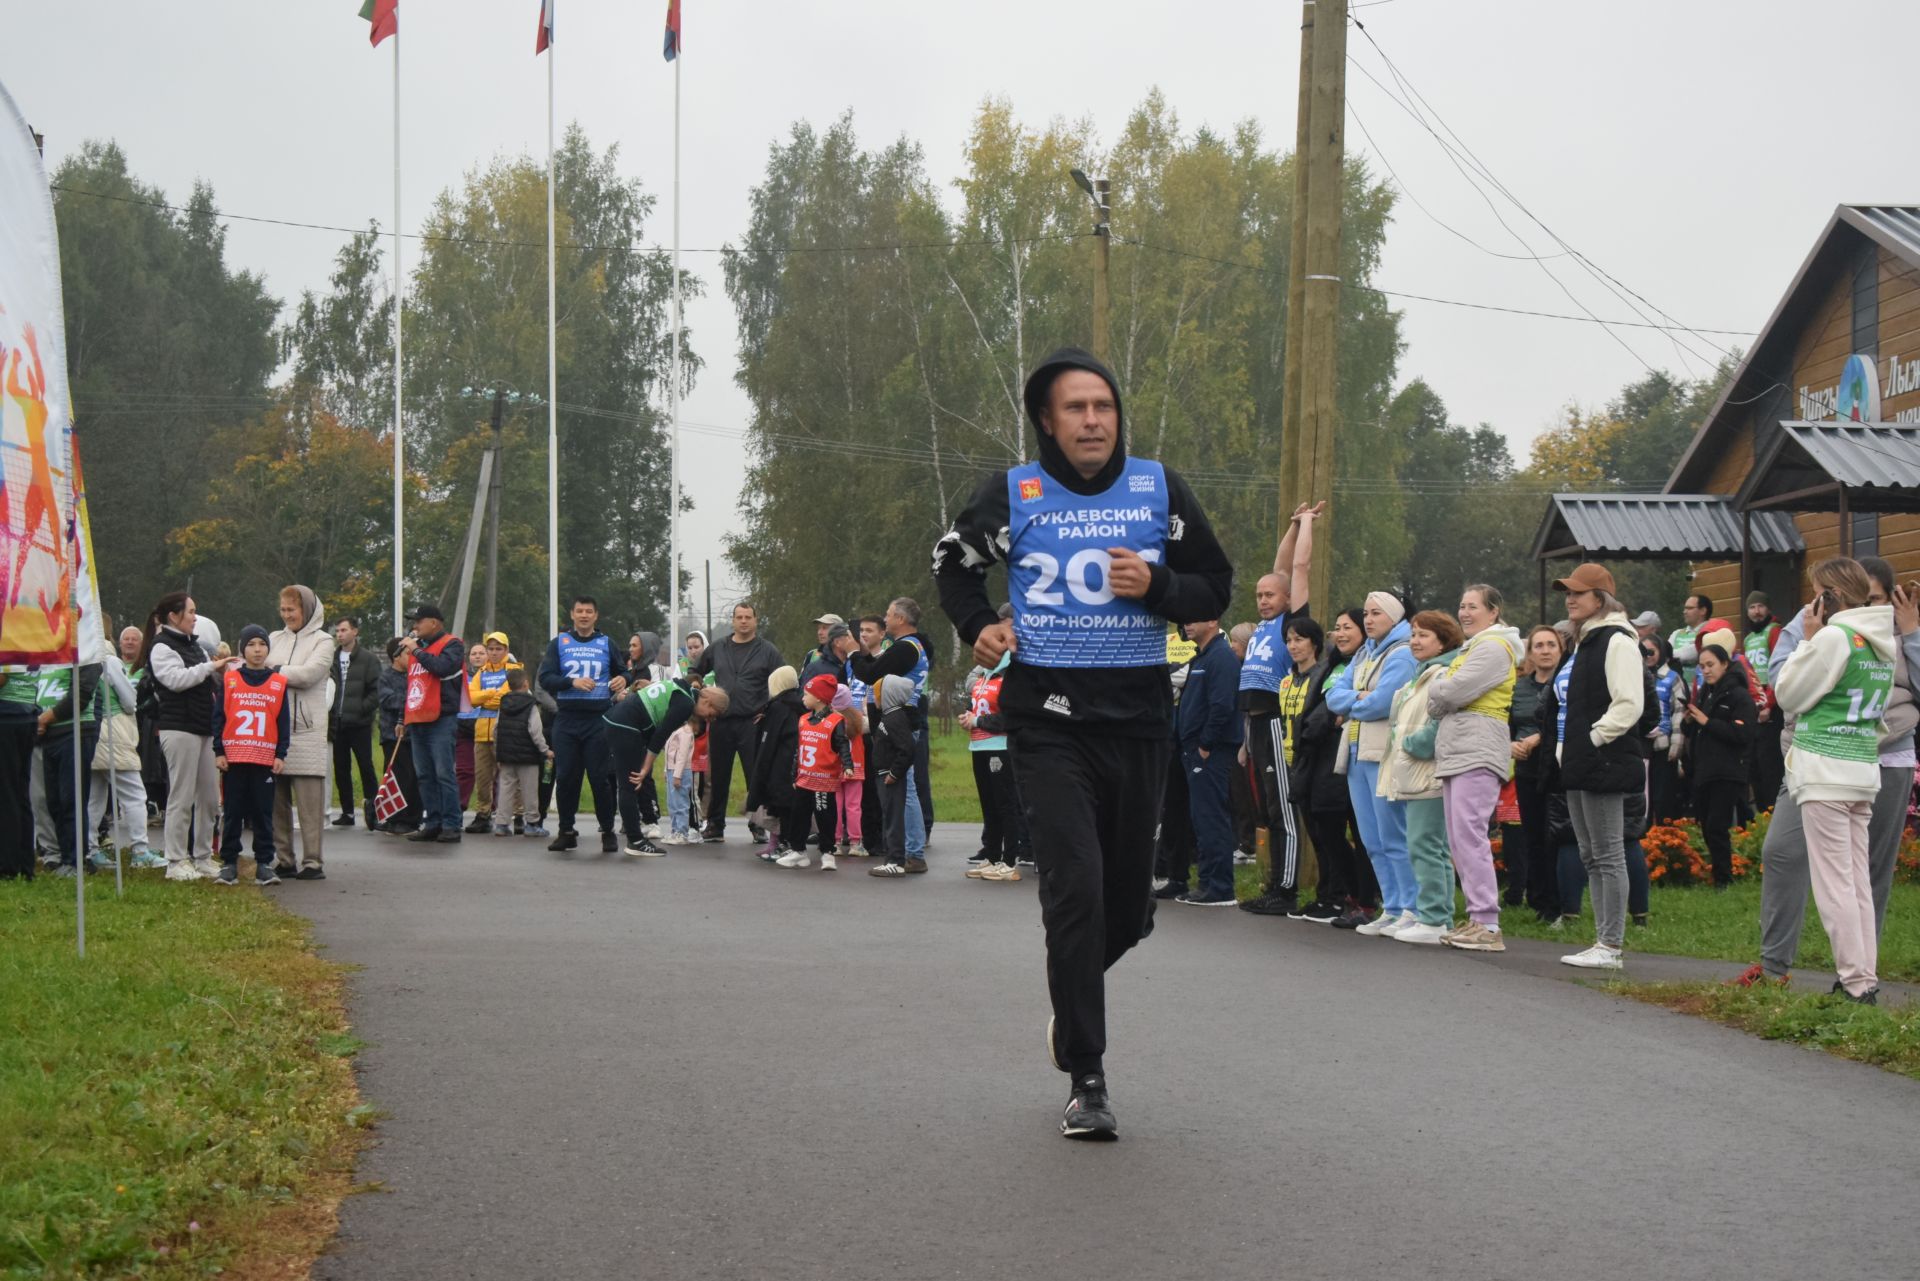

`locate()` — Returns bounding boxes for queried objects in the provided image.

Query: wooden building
[1535,205,1920,608]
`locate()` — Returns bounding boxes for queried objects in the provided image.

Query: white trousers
[159,729,219,864]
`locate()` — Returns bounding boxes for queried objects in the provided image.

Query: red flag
[535,0,554,53]
[374,755,410,822]
[359,0,397,47]
[663,0,680,61]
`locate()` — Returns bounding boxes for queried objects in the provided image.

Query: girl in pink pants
[832,685,868,857]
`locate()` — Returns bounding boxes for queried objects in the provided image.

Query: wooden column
[1301,0,1347,613]
[1278,0,1314,525]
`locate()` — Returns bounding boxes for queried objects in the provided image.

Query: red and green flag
[359,0,397,47]
[663,0,680,61]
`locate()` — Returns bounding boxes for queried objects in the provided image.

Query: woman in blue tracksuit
[1325,591,1419,936]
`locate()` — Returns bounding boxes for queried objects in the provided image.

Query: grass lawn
[1495,880,1920,984]
[2,872,365,1279]
[928,725,984,826]
[1624,981,1920,1080]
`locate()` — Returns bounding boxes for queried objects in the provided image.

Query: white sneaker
[190,858,220,881]
[1561,944,1624,970]
[1383,910,1418,938]
[643,825,662,840]
[1151,876,1170,893]
[164,861,202,882]
[847,844,871,858]
[1394,921,1448,946]
[773,850,811,869]
[1354,910,1399,937]
[820,853,838,871]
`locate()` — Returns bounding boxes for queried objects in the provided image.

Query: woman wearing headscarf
[266,585,337,879]
[1325,591,1418,936]
[1427,584,1523,952]
[1380,609,1463,945]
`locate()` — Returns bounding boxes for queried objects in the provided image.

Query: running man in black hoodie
[934,347,1233,1140]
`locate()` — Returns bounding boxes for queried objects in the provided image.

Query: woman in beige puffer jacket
[267,584,336,876]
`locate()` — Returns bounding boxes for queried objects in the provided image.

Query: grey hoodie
[1427,623,1523,780]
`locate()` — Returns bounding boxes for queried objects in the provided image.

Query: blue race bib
[1239,613,1291,692]
[556,633,613,702]
[1005,458,1170,669]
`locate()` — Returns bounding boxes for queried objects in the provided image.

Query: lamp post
[1070,167,1111,364]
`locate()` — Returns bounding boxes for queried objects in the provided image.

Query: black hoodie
[933,347,1234,737]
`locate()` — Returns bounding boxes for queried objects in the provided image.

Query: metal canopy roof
[1532,493,1805,561]
[1738,420,1920,513]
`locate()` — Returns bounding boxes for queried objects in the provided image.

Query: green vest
[635,679,689,728]
[1744,628,1774,686]
[1669,624,1700,673]
[1794,624,1893,764]
[29,667,97,726]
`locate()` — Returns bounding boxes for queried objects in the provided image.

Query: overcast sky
[7,0,1911,606]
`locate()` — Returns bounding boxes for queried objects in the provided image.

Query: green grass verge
[1,873,364,1279]
[1495,880,1920,984]
[1624,981,1920,1081]
[928,726,984,826]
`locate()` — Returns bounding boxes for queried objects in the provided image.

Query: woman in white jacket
[1769,557,1893,1004]
[266,585,337,879]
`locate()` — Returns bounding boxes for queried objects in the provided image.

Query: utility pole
[484,386,507,633]
[1284,0,1347,612]
[1071,168,1112,363]
[1278,1,1314,522]
[704,559,712,638]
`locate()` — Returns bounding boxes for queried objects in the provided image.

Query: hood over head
[284,585,324,637]
[636,631,664,666]
[1022,346,1127,493]
[1830,604,1896,660]
[879,674,915,713]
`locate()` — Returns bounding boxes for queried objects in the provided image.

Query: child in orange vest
[212,624,291,886]
[779,673,853,870]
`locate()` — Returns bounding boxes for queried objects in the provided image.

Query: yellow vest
[1277,673,1309,765]
[1445,630,1517,721]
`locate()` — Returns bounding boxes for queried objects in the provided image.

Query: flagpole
[668,35,682,664]
[68,435,84,957]
[391,31,405,636]
[546,29,560,641]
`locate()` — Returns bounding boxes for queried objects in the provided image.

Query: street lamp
[456,385,547,633]
[1069,168,1112,363]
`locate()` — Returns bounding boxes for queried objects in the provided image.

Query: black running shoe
[1061,1074,1118,1141]
[465,814,492,835]
[1833,981,1881,1005]
[330,814,355,827]
[1151,881,1186,901]
[600,831,619,854]
[1331,905,1371,929]
[1237,893,1294,916]
[1303,901,1343,924]
[407,827,443,843]
[295,865,327,880]
[548,830,579,852]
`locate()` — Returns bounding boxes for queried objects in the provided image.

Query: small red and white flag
[535,0,554,53]
[373,756,411,822]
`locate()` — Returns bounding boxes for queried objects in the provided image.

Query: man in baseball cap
[1631,610,1662,639]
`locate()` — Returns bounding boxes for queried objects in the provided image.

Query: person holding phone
[1767,558,1894,1004]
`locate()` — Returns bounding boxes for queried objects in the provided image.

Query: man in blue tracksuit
[537,595,628,853]
[1176,618,1244,906]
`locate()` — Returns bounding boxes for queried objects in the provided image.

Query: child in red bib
[213,624,291,886]
[778,673,853,869]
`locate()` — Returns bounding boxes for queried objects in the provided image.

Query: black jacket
[1177,633,1242,749]
[377,667,407,741]
[1687,669,1756,788]
[1289,650,1355,814]
[1558,623,1647,794]
[690,633,786,720]
[149,628,216,736]
[1510,671,1553,781]
[933,347,1234,738]
[494,690,546,765]
[871,704,917,785]
[331,646,383,729]
[745,687,804,813]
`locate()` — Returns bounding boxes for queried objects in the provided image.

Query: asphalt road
[289,822,1920,1281]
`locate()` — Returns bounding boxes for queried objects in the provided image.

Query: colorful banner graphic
[0,78,103,668]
